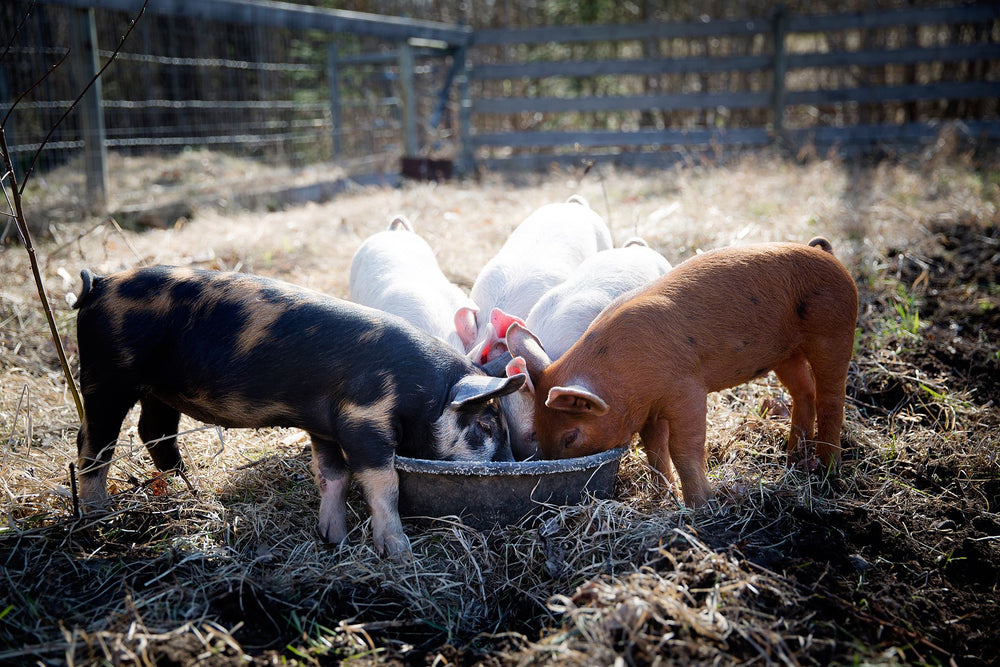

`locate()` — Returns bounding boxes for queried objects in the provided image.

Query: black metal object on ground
[401,157,454,181]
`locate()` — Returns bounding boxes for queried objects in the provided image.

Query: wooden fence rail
[10,0,1000,204]
[461,4,1000,171]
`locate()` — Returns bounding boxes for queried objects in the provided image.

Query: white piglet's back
[525,240,672,359]
[350,216,473,352]
[460,196,613,361]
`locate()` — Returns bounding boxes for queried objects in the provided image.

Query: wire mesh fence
[2,0,997,192]
[2,0,463,181]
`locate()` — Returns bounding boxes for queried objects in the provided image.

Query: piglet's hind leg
[138,397,183,472]
[77,389,139,506]
[310,436,350,545]
[809,345,852,468]
[772,352,818,464]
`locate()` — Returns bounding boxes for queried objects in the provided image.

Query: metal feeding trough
[394,447,628,529]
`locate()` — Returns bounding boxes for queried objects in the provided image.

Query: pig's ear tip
[388,215,413,231]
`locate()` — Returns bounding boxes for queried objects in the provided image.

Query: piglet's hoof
[316,521,349,547]
[78,496,111,513]
[789,454,840,478]
[316,516,348,546]
[716,482,748,505]
[76,478,110,510]
[791,455,822,473]
[377,532,413,562]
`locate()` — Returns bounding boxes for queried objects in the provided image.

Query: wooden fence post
[771,4,789,137]
[327,42,342,156]
[398,40,418,156]
[456,46,472,174]
[68,6,107,212]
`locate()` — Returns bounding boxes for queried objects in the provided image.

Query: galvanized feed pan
[394,446,627,529]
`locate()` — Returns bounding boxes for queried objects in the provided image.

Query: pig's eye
[477,417,496,436]
[559,430,579,449]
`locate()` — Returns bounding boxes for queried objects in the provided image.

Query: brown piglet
[506,238,859,507]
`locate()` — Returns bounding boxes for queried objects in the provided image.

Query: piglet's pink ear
[455,305,479,349]
[477,321,500,364]
[490,307,525,338]
[505,356,535,395]
[505,322,551,385]
[546,385,610,416]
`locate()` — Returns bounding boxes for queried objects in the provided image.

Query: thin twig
[1,0,34,63]
[1,0,150,423]
[108,216,146,264]
[1,48,70,130]
[43,217,107,264]
[0,129,85,422]
[69,462,80,518]
[19,0,150,190]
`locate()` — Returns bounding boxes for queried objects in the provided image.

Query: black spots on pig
[596,345,609,358]
[460,404,503,455]
[336,383,398,447]
[112,268,162,301]
[796,299,808,320]
[86,268,197,358]
[114,267,201,322]
[434,398,507,462]
[101,266,324,363]
[167,272,205,302]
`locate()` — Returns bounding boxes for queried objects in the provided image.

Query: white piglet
[457,195,613,364]
[493,238,672,459]
[523,237,672,359]
[350,216,475,353]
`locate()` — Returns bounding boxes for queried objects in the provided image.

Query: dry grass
[2,145,999,665]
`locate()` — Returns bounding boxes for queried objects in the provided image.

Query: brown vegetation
[1,145,998,665]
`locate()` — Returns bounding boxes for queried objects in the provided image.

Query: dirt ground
[1,146,998,665]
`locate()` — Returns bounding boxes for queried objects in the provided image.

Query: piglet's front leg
[355,467,411,560]
[311,434,411,560]
[640,419,676,487]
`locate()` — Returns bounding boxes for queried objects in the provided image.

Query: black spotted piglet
[72,266,523,559]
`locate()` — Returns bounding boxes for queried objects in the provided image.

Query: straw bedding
[2,147,998,665]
